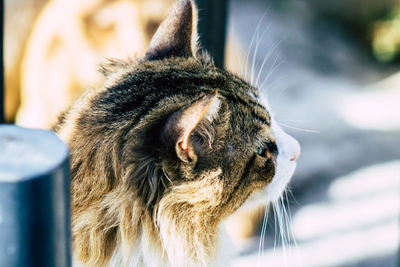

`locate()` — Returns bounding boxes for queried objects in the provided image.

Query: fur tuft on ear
[98,58,132,77]
[144,0,198,60]
[164,90,220,163]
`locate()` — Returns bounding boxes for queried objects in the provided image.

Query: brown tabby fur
[55,0,281,266]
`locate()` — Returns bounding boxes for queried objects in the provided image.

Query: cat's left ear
[144,0,198,60]
[164,91,220,164]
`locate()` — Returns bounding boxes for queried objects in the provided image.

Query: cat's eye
[255,146,270,158]
[255,141,278,159]
[256,147,266,156]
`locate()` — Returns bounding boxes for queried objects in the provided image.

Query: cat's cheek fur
[266,119,300,201]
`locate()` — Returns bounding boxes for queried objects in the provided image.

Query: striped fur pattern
[54,0,300,266]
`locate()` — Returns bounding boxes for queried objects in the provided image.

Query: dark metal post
[0,125,71,267]
[195,0,229,69]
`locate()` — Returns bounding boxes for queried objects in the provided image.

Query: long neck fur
[71,150,225,267]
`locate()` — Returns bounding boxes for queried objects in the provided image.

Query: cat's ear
[144,0,198,60]
[164,91,220,163]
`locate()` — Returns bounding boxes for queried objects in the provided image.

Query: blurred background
[227,1,400,266]
[4,0,400,266]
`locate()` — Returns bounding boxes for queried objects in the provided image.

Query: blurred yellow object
[372,5,400,62]
[15,0,173,129]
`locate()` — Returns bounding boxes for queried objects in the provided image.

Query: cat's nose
[271,119,301,162]
[289,136,301,162]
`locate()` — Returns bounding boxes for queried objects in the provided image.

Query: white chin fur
[240,118,300,210]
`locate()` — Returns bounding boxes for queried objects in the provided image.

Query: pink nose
[289,137,301,162]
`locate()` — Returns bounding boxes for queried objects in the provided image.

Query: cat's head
[60,0,300,216]
[141,0,300,212]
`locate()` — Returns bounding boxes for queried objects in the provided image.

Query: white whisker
[244,10,268,83]
[277,118,312,123]
[255,40,281,88]
[259,54,282,90]
[259,74,283,98]
[285,186,299,206]
[275,198,288,266]
[251,23,271,86]
[281,197,290,247]
[284,191,296,247]
[258,204,270,258]
[244,25,259,82]
[281,195,291,244]
[278,122,320,133]
[250,31,259,86]
[285,190,303,267]
[272,201,278,254]
[265,82,290,112]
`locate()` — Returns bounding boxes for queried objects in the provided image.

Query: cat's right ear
[144,0,198,60]
[163,91,220,164]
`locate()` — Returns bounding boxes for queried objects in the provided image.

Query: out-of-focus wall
[5,0,174,128]
[4,0,48,122]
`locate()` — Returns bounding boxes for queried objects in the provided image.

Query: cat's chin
[238,159,297,211]
[264,158,297,202]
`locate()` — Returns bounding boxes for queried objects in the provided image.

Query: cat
[54,0,300,266]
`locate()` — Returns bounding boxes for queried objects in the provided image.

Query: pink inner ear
[176,138,195,163]
[178,140,188,152]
